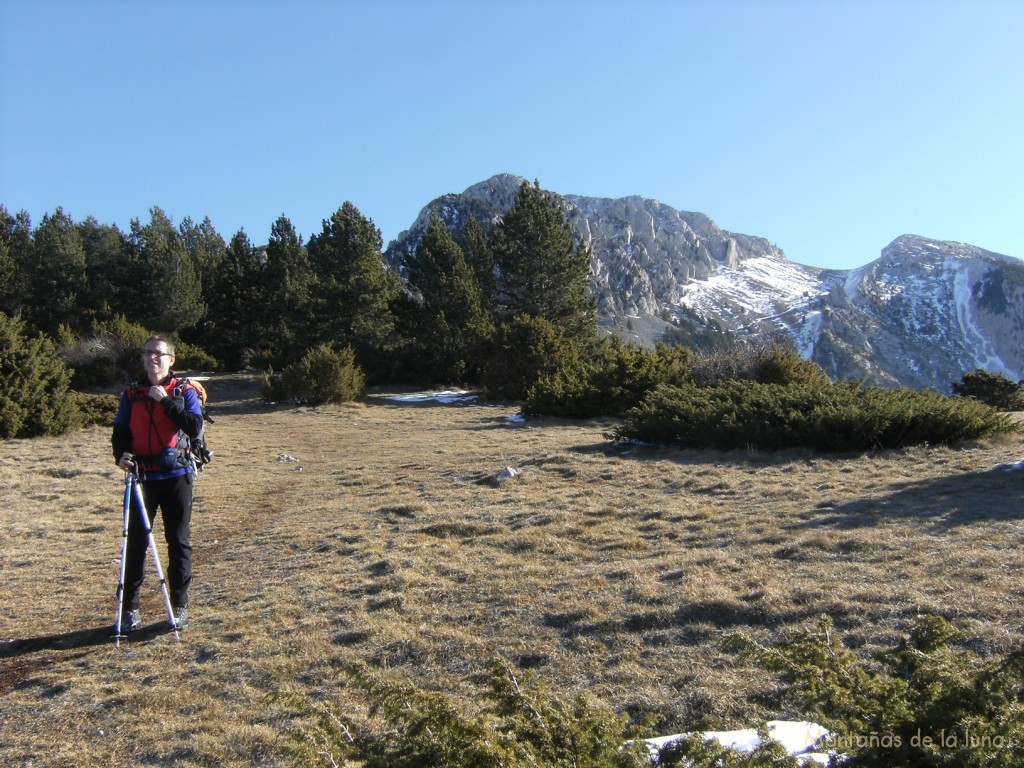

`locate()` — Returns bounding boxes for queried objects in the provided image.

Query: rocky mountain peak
[385,176,1024,392]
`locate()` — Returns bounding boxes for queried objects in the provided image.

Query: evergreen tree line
[0,179,595,390]
[3,181,1020,446]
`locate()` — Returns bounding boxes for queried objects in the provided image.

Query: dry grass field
[2,373,1022,766]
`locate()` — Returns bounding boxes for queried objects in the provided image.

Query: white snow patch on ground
[380,390,478,404]
[640,720,834,764]
[378,390,528,422]
[987,458,1024,473]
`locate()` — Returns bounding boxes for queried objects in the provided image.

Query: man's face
[142,341,174,383]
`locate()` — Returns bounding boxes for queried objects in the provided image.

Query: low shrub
[727,615,1024,767]
[281,656,852,768]
[280,656,654,768]
[612,381,1018,452]
[61,317,219,387]
[1,313,79,439]
[525,337,830,420]
[689,337,829,388]
[60,316,153,388]
[482,315,586,401]
[525,340,691,418]
[73,391,118,428]
[261,344,365,405]
[952,369,1024,411]
[173,339,218,372]
[656,730,804,767]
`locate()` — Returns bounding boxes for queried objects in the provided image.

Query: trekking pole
[129,469,181,641]
[113,474,132,647]
[114,464,181,643]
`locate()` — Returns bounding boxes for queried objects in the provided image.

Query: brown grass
[2,373,1023,766]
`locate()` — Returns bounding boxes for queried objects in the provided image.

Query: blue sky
[2,0,1021,270]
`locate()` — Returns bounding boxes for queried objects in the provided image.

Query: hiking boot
[116,609,141,634]
[172,605,189,631]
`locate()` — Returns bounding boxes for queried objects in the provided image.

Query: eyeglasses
[142,350,172,358]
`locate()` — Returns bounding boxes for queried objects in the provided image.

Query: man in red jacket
[112,336,204,633]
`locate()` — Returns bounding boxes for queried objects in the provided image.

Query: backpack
[172,377,214,472]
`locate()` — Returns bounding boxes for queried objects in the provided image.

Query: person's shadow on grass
[1,621,175,659]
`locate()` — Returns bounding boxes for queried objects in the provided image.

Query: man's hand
[117,453,136,472]
[148,385,168,401]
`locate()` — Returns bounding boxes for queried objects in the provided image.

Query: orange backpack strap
[173,377,209,406]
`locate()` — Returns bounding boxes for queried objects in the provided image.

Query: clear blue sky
[2,0,1021,270]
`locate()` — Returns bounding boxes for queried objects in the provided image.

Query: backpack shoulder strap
[173,376,209,406]
[126,378,152,402]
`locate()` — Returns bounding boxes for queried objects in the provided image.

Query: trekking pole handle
[117,452,137,474]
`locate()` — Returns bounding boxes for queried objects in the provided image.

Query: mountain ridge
[385,174,1024,392]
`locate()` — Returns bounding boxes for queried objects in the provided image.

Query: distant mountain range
[386,174,1024,392]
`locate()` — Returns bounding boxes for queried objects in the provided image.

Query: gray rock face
[809,235,1024,389]
[386,175,1024,392]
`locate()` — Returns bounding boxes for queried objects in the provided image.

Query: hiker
[111,336,204,632]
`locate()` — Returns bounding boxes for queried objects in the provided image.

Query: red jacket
[112,374,204,478]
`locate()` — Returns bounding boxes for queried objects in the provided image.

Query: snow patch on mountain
[950,257,1015,376]
[674,255,826,329]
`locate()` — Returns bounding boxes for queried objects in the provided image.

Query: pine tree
[1,207,34,319]
[460,216,497,315]
[307,202,400,378]
[78,215,132,325]
[129,207,205,334]
[0,237,9,316]
[492,180,595,341]
[405,213,494,383]
[260,215,314,363]
[0,207,20,317]
[205,229,264,369]
[29,207,87,333]
[179,215,226,307]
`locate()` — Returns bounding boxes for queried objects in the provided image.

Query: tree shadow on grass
[580,439,1022,529]
[789,462,1024,531]
[544,600,845,650]
[569,439,819,467]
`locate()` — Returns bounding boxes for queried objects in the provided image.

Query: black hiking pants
[123,473,193,611]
